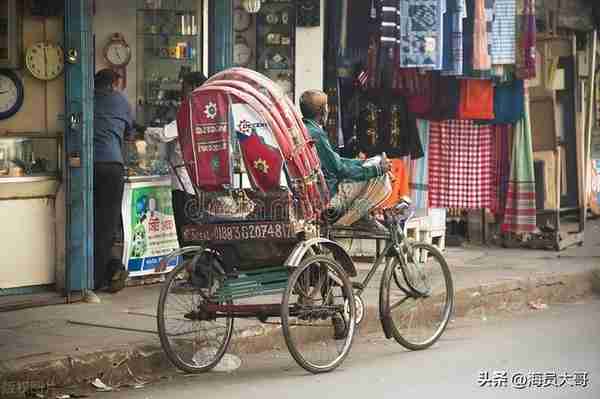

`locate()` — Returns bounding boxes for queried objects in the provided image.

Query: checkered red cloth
[428,120,494,209]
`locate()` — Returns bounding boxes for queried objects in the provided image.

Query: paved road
[88,298,600,399]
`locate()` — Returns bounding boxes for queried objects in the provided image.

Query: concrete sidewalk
[1,221,599,390]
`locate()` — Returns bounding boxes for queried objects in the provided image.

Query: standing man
[300,90,392,233]
[89,69,139,302]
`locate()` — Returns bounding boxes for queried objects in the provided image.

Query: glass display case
[124,138,170,179]
[232,0,295,99]
[0,136,60,178]
[255,0,295,98]
[0,135,61,199]
[136,0,203,127]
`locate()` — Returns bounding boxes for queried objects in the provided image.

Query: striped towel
[490,124,511,216]
[502,91,536,233]
[410,119,430,209]
[491,0,517,65]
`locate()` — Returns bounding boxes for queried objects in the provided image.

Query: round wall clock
[233,7,252,32]
[233,36,253,67]
[25,42,65,81]
[0,70,24,120]
[103,33,132,68]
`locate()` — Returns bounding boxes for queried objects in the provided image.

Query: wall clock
[25,42,65,81]
[103,33,132,68]
[233,7,252,32]
[233,36,253,67]
[103,33,131,89]
[0,70,24,120]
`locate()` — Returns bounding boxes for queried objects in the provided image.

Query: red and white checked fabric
[428,120,495,209]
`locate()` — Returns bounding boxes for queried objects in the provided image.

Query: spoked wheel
[281,255,356,374]
[157,251,234,373]
[380,243,453,350]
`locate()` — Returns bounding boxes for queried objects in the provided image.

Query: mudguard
[284,237,357,278]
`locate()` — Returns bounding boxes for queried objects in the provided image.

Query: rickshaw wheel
[281,255,356,374]
[157,251,234,373]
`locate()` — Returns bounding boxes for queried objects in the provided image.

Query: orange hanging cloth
[458,79,495,120]
[377,159,410,210]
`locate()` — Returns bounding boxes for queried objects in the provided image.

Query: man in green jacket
[300,90,391,233]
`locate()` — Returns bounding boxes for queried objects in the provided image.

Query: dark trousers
[94,162,125,290]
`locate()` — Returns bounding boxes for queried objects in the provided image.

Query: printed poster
[122,179,181,276]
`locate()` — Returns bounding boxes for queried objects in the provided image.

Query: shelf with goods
[136,0,202,127]
[254,1,295,99]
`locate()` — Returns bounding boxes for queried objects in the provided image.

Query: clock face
[105,42,131,67]
[233,8,251,32]
[233,43,253,67]
[0,71,24,120]
[25,42,65,81]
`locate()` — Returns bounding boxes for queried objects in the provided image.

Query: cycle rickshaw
[156,68,454,375]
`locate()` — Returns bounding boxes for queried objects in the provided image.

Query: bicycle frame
[344,208,416,297]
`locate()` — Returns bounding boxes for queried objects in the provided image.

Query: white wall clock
[25,42,65,81]
[103,33,132,68]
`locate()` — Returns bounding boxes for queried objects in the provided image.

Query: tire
[281,255,356,373]
[379,242,453,350]
[157,252,234,373]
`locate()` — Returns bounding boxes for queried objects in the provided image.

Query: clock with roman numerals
[25,42,65,81]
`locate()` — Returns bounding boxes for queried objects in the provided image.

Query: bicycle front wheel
[379,242,453,350]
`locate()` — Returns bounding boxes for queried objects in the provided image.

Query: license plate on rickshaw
[182,221,296,242]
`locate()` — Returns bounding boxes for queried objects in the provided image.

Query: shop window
[232,0,295,99]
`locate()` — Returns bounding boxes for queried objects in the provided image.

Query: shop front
[0,1,65,301]
[1,0,328,303]
[320,0,599,254]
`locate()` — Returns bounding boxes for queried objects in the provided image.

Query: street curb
[1,269,598,389]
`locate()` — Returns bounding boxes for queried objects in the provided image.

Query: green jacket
[303,118,379,197]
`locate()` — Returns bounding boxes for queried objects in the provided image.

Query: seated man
[300,90,392,233]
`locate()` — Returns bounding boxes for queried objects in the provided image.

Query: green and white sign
[122,178,180,276]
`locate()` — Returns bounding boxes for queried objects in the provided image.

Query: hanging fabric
[491,79,525,124]
[356,92,423,159]
[491,0,516,65]
[457,79,495,119]
[398,0,446,69]
[462,0,494,78]
[515,0,536,80]
[501,89,537,233]
[490,124,511,216]
[380,0,400,48]
[410,119,430,209]
[427,74,460,120]
[472,0,492,72]
[376,159,410,209]
[428,120,495,209]
[442,0,467,76]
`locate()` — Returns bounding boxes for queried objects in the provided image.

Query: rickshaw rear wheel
[281,255,356,374]
[157,251,234,373]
